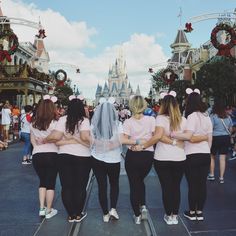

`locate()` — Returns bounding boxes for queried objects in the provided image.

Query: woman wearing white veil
[91,97,140,222]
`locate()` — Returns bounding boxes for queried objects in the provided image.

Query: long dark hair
[212,100,228,118]
[66,99,86,134]
[185,92,207,118]
[33,99,57,130]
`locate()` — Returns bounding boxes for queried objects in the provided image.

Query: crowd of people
[0,90,235,226]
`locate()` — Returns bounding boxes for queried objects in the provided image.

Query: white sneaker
[140,205,148,220]
[171,215,178,224]
[39,207,46,216]
[103,213,110,222]
[45,208,58,219]
[134,215,141,224]
[109,208,119,220]
[164,214,173,225]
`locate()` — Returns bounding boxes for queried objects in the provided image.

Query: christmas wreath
[55,69,67,86]
[161,68,178,84]
[0,30,19,62]
[210,23,236,56]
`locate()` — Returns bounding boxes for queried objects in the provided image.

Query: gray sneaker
[171,215,178,224]
[140,205,148,220]
[219,177,224,184]
[39,207,46,216]
[109,208,119,220]
[164,214,173,225]
[207,174,215,181]
[22,160,31,165]
[45,208,58,219]
[134,215,141,224]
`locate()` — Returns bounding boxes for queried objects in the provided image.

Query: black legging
[32,152,58,190]
[91,156,120,215]
[125,149,153,216]
[185,153,210,211]
[154,160,185,215]
[58,154,91,217]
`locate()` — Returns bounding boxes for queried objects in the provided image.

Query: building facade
[0,6,51,107]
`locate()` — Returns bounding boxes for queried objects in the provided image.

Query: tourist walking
[1,101,12,143]
[21,105,33,164]
[91,98,139,223]
[45,95,91,223]
[122,95,155,224]
[30,95,58,219]
[171,88,212,221]
[208,100,233,183]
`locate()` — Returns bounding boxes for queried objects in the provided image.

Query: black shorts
[211,135,231,155]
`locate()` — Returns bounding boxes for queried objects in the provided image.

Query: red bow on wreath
[57,81,65,87]
[0,50,12,62]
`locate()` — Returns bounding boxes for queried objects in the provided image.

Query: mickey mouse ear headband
[99,97,116,104]
[160,90,177,99]
[186,88,200,95]
[69,95,84,101]
[43,95,58,103]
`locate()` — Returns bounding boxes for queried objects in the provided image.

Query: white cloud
[2,0,168,100]
[2,0,97,49]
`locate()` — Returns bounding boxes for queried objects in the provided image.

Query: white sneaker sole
[45,209,58,219]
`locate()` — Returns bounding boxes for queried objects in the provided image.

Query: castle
[95,53,140,105]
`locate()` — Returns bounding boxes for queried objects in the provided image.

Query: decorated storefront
[0,12,52,107]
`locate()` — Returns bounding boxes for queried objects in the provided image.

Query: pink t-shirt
[30,120,58,154]
[154,115,186,161]
[184,112,213,155]
[55,116,91,157]
[123,116,155,151]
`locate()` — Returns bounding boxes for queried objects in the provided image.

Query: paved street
[0,142,236,236]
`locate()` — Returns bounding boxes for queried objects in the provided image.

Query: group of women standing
[30,88,214,226]
[127,89,212,225]
[31,95,91,222]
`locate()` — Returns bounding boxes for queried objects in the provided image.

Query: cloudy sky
[1,0,236,99]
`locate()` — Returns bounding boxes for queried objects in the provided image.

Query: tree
[54,83,73,106]
[169,80,192,111]
[151,69,168,92]
[196,56,236,105]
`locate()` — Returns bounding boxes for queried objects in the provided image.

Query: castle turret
[95,84,102,96]
[169,29,192,81]
[119,82,126,97]
[33,24,50,73]
[170,29,191,64]
[136,85,141,95]
[111,82,118,96]
[103,82,109,97]
[0,4,4,17]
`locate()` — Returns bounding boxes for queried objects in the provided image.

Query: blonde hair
[159,95,182,131]
[129,95,147,115]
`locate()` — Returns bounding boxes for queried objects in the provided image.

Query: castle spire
[0,1,4,17]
